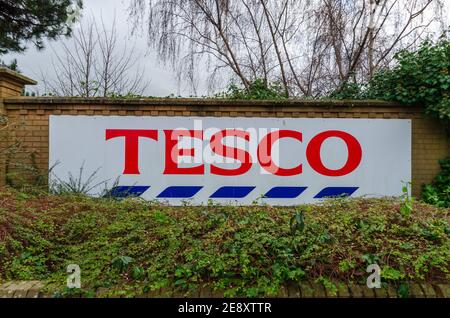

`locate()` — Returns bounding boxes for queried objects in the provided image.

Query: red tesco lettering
[105,129,362,177]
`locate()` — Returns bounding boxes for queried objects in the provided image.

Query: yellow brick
[0,100,448,193]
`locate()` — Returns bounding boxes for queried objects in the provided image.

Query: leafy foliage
[367,37,450,124]
[0,0,83,54]
[400,182,414,218]
[217,79,287,100]
[0,188,448,297]
[331,34,450,128]
[290,210,305,235]
[422,157,450,208]
[328,82,362,100]
[111,256,134,273]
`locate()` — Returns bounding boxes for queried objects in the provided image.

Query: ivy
[332,33,450,129]
[422,157,450,208]
[367,37,450,125]
[0,189,448,297]
[216,78,287,100]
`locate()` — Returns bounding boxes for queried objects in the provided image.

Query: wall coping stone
[0,68,37,86]
[1,96,422,111]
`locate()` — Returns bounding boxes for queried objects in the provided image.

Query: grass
[0,186,448,297]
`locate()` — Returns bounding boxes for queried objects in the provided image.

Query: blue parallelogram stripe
[210,186,255,198]
[158,186,203,198]
[314,187,359,199]
[108,186,150,198]
[264,187,308,199]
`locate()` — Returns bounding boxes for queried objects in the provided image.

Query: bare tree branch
[42,15,148,97]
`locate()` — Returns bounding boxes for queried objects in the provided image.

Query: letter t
[106,129,158,174]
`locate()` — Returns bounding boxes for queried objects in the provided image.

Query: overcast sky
[3,0,450,97]
[3,0,190,97]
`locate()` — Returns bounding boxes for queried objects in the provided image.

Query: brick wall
[0,67,37,98]
[0,97,448,197]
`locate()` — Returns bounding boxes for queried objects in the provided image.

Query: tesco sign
[49,116,411,205]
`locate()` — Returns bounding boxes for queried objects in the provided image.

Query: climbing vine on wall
[422,157,450,208]
[332,33,450,129]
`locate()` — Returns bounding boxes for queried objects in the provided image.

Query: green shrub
[0,188,448,297]
[328,82,362,100]
[422,157,450,208]
[366,36,450,125]
[331,33,450,128]
[217,78,287,100]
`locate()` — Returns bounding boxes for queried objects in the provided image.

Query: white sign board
[49,116,411,205]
